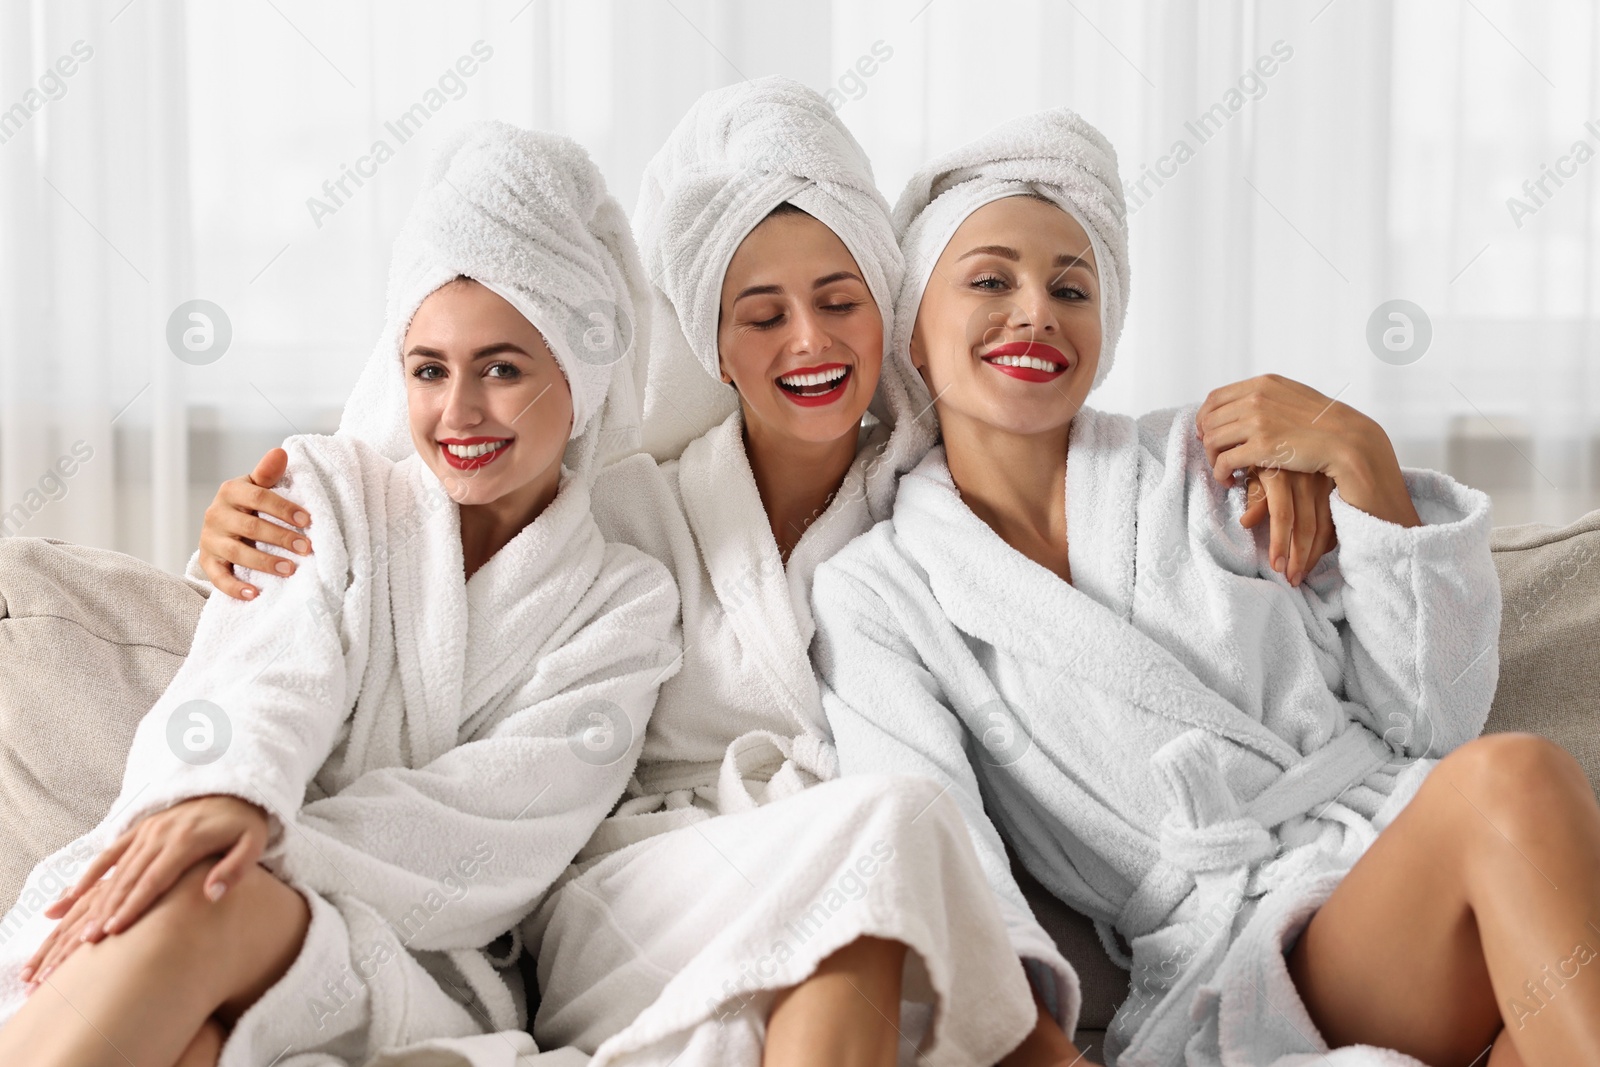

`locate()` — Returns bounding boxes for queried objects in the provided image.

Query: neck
[457,467,562,580]
[741,406,859,561]
[940,407,1074,580]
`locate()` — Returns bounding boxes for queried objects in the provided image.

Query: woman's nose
[1009,283,1059,334]
[787,304,833,357]
[441,378,484,428]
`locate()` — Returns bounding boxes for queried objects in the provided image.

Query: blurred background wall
[1,0,1595,570]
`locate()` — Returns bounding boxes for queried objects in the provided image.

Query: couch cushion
[1484,509,1600,789]
[0,537,206,912]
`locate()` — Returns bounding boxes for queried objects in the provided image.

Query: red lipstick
[774,362,852,408]
[981,341,1070,383]
[438,436,512,471]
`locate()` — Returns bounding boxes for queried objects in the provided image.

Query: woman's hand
[1197,375,1420,532]
[1240,467,1337,586]
[32,795,271,970]
[18,879,110,989]
[199,447,314,601]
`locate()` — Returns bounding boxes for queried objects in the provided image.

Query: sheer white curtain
[2,0,1595,570]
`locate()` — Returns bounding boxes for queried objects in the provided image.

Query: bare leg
[0,860,309,1067]
[764,935,907,1067]
[1288,734,1600,1066]
[173,1020,227,1067]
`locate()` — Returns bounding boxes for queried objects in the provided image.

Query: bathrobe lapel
[383,460,606,771]
[460,472,607,722]
[895,445,1297,770]
[386,461,473,769]
[674,416,885,810]
[678,418,819,729]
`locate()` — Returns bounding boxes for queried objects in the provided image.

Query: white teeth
[443,440,508,458]
[778,366,848,388]
[986,353,1064,372]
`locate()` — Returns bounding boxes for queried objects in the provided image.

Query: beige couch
[2,509,1597,1047]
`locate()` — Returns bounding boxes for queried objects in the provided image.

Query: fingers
[1305,474,1338,572]
[1240,469,1269,529]
[103,843,193,935]
[84,833,159,940]
[250,447,291,493]
[1289,473,1318,585]
[244,481,311,532]
[205,828,265,901]
[23,892,96,986]
[201,550,258,602]
[1262,469,1292,574]
[46,835,130,918]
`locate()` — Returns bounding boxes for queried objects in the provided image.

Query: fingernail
[274,561,293,575]
[206,881,227,902]
[1291,571,1304,586]
[79,921,98,942]
[242,587,257,599]
[19,966,33,982]
[293,538,310,554]
[102,917,119,934]
[1273,556,1285,573]
[294,511,310,526]
[37,966,52,983]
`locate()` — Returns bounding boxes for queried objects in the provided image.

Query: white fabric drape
[2,0,1595,566]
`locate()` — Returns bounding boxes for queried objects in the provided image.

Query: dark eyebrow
[959,244,1098,276]
[733,270,867,304]
[404,342,533,360]
[957,244,1020,262]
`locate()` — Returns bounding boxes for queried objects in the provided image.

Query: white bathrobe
[812,404,1501,1067]
[0,435,681,1067]
[525,412,1072,1066]
[523,74,1070,1067]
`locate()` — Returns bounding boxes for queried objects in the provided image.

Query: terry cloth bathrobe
[512,77,1079,1067]
[0,123,682,1067]
[812,107,1502,1067]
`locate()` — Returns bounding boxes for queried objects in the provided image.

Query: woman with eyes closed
[813,108,1600,1067]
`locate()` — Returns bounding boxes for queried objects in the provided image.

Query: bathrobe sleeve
[1307,467,1500,758]
[812,554,1081,1033]
[103,435,377,856]
[281,547,682,950]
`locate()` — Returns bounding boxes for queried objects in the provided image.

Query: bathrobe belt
[578,730,839,862]
[1117,724,1394,942]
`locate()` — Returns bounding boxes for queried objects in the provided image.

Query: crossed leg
[0,859,309,1067]
[1288,733,1600,1067]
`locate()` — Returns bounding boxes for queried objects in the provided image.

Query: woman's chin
[755,392,870,448]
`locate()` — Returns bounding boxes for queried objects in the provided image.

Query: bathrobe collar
[891,413,1300,770]
[385,456,606,769]
[675,412,885,734]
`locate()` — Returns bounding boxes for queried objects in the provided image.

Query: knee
[1433,733,1595,836]
[144,861,297,953]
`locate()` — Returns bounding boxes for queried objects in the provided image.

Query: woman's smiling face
[403,278,574,507]
[715,208,884,447]
[909,195,1102,439]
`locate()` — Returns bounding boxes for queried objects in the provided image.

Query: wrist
[1328,417,1419,527]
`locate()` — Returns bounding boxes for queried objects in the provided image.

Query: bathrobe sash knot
[715,728,840,814]
[1112,724,1393,1048]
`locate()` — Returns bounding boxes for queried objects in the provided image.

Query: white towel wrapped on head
[633,75,933,516]
[340,119,651,475]
[891,107,1130,394]
[525,80,1058,1066]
